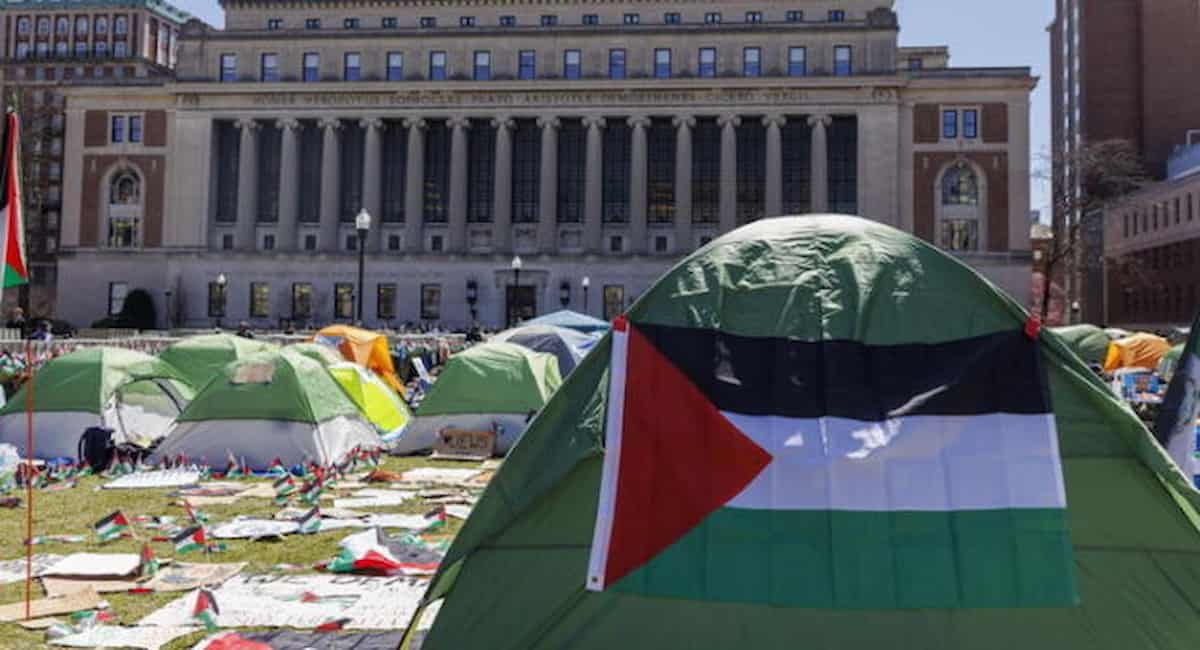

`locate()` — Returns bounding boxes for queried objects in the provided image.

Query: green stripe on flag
[2,263,26,288]
[613,507,1077,609]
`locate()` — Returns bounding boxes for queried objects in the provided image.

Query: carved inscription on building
[232,88,821,109]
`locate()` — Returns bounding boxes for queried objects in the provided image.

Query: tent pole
[22,339,34,620]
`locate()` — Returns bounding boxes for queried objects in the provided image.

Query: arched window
[75,16,88,34]
[95,17,108,34]
[36,17,50,34]
[16,18,30,34]
[107,170,142,248]
[114,16,127,35]
[937,161,985,252]
[56,17,69,34]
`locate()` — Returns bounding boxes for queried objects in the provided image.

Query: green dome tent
[151,350,381,468]
[411,216,1200,650]
[0,347,194,459]
[158,333,278,389]
[393,342,561,455]
[286,342,345,368]
[1049,324,1110,366]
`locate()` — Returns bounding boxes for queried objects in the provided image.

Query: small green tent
[412,216,1200,650]
[393,342,561,455]
[151,350,381,468]
[158,334,278,389]
[0,347,193,459]
[1049,324,1110,366]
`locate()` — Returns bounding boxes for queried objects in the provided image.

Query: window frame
[785,10,804,22]
[654,48,672,79]
[745,11,763,23]
[110,115,126,143]
[304,18,321,29]
[583,13,599,25]
[419,16,436,28]
[664,12,681,24]
[381,17,398,28]
[540,14,558,26]
[249,282,271,319]
[343,17,360,29]
[128,115,142,143]
[623,13,640,24]
[260,52,279,82]
[291,283,313,320]
[942,109,959,139]
[266,18,282,30]
[420,284,442,320]
[302,52,320,81]
[742,47,762,77]
[429,51,448,80]
[473,50,492,80]
[962,109,979,139]
[609,48,627,79]
[829,9,846,22]
[704,12,722,24]
[377,283,397,320]
[499,15,516,26]
[518,50,536,80]
[386,51,404,81]
[460,15,477,27]
[833,45,853,76]
[788,46,807,76]
[334,283,354,319]
[343,52,362,81]
[564,49,582,80]
[698,47,717,78]
[207,282,225,318]
[219,52,238,82]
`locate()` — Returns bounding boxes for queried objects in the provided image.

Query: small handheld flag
[298,507,322,534]
[94,511,131,543]
[173,526,207,554]
[139,542,159,578]
[192,588,220,631]
[423,506,447,532]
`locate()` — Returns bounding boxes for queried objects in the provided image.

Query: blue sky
[173,0,1053,221]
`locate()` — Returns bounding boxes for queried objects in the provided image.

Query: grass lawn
[0,456,472,649]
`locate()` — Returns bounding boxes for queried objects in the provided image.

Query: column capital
[762,114,787,128]
[672,115,696,129]
[448,116,471,130]
[807,114,832,128]
[536,116,561,130]
[627,115,651,129]
[275,117,302,131]
[717,113,741,128]
[318,117,341,131]
[235,117,260,131]
[582,115,606,130]
[403,117,427,131]
[359,116,384,131]
[491,115,515,131]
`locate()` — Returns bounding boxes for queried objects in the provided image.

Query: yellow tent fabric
[1103,332,1171,373]
[314,325,404,394]
[328,363,411,440]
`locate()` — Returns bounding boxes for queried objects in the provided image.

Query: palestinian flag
[326,528,441,575]
[223,460,244,480]
[586,317,1075,609]
[139,542,159,578]
[266,458,288,478]
[298,507,322,534]
[192,588,220,632]
[0,111,28,291]
[316,617,351,632]
[1154,309,1200,479]
[173,526,207,554]
[423,506,447,532]
[76,461,92,478]
[299,481,324,506]
[94,511,131,543]
[183,500,209,524]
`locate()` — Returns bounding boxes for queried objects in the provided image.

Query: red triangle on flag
[601,323,772,588]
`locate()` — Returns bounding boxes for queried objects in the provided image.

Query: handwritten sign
[432,429,496,461]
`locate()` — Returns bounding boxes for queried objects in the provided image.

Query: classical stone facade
[57,0,1035,330]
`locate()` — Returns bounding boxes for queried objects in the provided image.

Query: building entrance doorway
[506,285,536,327]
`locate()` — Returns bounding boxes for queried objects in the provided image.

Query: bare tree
[1036,139,1150,322]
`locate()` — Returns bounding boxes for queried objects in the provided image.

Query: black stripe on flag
[631,322,1051,420]
[0,113,12,215]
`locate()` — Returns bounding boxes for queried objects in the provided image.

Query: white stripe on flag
[586,324,628,592]
[723,412,1065,512]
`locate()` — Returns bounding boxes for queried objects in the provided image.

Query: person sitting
[28,320,52,342]
[235,321,255,339]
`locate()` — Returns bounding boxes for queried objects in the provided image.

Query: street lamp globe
[581,276,590,289]
[216,273,227,287]
[355,208,372,233]
[510,255,523,271]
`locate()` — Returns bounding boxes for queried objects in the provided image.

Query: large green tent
[158,333,278,389]
[412,216,1200,650]
[151,349,381,468]
[393,342,561,455]
[286,342,344,368]
[0,347,194,459]
[1049,324,1110,366]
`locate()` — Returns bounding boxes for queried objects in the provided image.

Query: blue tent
[523,310,610,334]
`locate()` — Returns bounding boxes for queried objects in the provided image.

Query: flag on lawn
[76,461,92,478]
[299,480,324,505]
[1154,309,1200,479]
[94,511,131,543]
[298,507,322,534]
[266,458,288,478]
[0,111,28,293]
[326,527,440,575]
[183,500,209,524]
[223,457,244,480]
[586,316,1075,609]
[423,506,447,532]
[192,588,220,632]
[139,542,159,578]
[173,526,207,554]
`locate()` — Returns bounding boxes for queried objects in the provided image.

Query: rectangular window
[609,49,626,79]
[705,12,722,23]
[128,116,142,143]
[219,53,237,82]
[421,284,441,320]
[206,282,225,318]
[302,52,319,81]
[111,115,125,143]
[304,18,320,29]
[786,10,804,22]
[381,17,398,28]
[743,47,761,77]
[942,110,958,138]
[908,57,923,70]
[260,52,279,82]
[624,13,640,24]
[334,283,354,319]
[267,18,282,30]
[654,48,671,79]
[343,52,361,81]
[829,9,846,21]
[114,42,128,58]
[419,16,436,28]
[664,12,680,24]
[387,52,403,81]
[788,46,806,76]
[518,50,536,80]
[564,49,581,79]
[834,45,852,76]
[73,42,87,58]
[109,282,129,316]
[603,285,624,320]
[499,15,516,26]
[222,234,234,250]
[387,235,401,250]
[460,16,476,27]
[262,234,275,250]
[377,284,397,320]
[250,283,270,318]
[745,11,763,22]
[304,234,317,250]
[540,14,558,26]
[699,47,716,77]
[291,283,312,319]
[473,50,491,80]
[963,109,978,139]
[429,51,447,80]
[93,42,107,57]
[343,17,360,29]
[583,14,599,25]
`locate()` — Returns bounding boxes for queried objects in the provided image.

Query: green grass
[0,456,475,649]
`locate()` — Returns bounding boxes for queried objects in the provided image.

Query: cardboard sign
[431,429,496,461]
[0,587,101,622]
[0,554,64,584]
[103,470,201,490]
[50,624,199,649]
[42,554,141,578]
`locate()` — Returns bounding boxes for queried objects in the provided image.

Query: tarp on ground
[328,362,412,441]
[523,310,611,335]
[1103,332,1172,373]
[314,325,404,394]
[151,349,381,468]
[491,324,598,375]
[413,215,1200,650]
[394,342,561,455]
[0,347,194,459]
[1049,324,1110,366]
[158,333,278,389]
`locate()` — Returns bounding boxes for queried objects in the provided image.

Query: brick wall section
[1080,0,1142,149]
[80,154,165,248]
[981,103,1008,143]
[143,110,167,147]
[1106,237,1200,325]
[1137,0,1200,177]
[83,111,108,148]
[913,104,939,144]
[913,151,1009,252]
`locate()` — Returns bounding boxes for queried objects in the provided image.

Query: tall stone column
[318,117,341,251]
[583,116,605,253]
[275,118,301,252]
[360,117,384,251]
[403,117,426,253]
[809,114,832,213]
[628,115,650,254]
[673,115,695,250]
[717,113,740,234]
[764,114,785,217]
[537,116,560,253]
[447,116,470,253]
[235,118,259,251]
[491,116,514,252]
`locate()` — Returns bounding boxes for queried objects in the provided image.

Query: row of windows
[1121,283,1198,322]
[1122,192,1196,238]
[15,15,129,36]
[942,109,979,139]
[224,45,852,83]
[265,9,849,31]
[15,40,129,59]
[110,114,143,143]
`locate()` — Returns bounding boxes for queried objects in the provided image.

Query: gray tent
[491,324,598,375]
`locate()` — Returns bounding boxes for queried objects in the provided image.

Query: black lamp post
[466,279,478,322]
[559,280,571,308]
[510,255,523,326]
[215,272,227,329]
[355,209,371,323]
[164,290,172,330]
[581,276,590,314]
